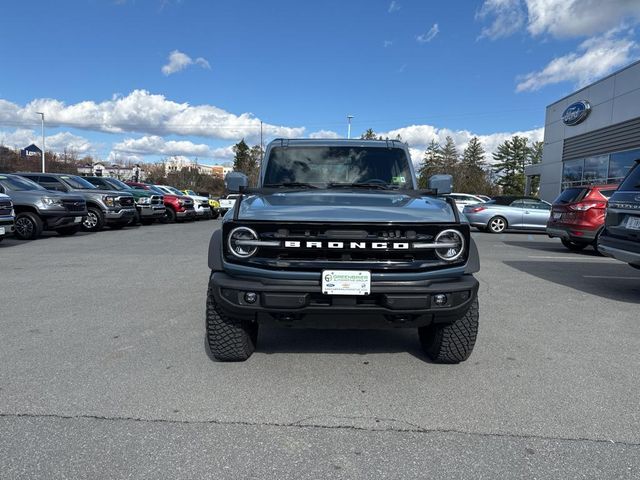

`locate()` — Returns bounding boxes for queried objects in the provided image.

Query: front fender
[208,228,223,271]
[464,237,480,274]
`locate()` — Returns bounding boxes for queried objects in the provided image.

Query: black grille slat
[118,196,134,207]
[0,201,12,216]
[62,200,86,212]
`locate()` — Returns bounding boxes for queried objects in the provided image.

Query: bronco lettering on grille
[284,241,410,249]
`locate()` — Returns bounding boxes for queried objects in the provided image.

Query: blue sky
[1,0,639,165]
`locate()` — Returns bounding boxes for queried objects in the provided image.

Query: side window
[510,200,525,208]
[39,176,66,192]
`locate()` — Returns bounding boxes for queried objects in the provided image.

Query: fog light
[433,294,448,306]
[244,292,257,304]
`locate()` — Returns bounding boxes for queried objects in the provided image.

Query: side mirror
[225,172,248,193]
[428,174,453,195]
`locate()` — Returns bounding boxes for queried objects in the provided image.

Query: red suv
[547,184,618,252]
[126,181,196,223]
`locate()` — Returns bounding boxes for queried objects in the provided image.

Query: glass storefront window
[583,155,609,183]
[562,159,584,186]
[609,149,640,182]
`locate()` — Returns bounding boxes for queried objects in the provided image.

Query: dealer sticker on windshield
[322,270,371,296]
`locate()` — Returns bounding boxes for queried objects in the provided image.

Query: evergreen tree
[440,136,459,172]
[492,136,530,195]
[417,139,443,188]
[232,139,251,174]
[457,137,492,193]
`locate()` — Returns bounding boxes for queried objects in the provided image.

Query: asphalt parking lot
[1,220,639,479]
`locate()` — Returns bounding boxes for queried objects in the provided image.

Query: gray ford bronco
[206,139,480,363]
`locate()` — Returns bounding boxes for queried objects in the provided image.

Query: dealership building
[526,60,640,202]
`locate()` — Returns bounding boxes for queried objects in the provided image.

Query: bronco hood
[236,190,457,223]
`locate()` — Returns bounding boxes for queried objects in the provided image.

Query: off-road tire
[129,210,141,226]
[14,212,43,240]
[82,207,104,232]
[211,210,220,219]
[561,238,588,251]
[56,226,80,236]
[487,216,507,234]
[206,286,258,361]
[419,298,479,364]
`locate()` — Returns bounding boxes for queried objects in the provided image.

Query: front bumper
[41,212,86,229]
[0,218,14,235]
[105,208,136,223]
[598,235,640,266]
[176,209,197,219]
[210,272,479,328]
[139,205,166,218]
[546,225,598,242]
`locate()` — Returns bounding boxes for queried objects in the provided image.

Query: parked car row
[460,158,640,270]
[0,172,220,241]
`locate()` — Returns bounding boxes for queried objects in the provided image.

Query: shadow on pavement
[503,240,602,257]
[503,260,640,303]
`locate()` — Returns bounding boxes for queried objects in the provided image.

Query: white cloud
[478,0,640,39]
[162,50,210,76]
[526,0,640,38]
[383,40,393,48]
[111,135,237,163]
[476,0,525,40]
[0,128,93,154]
[378,124,544,165]
[308,129,341,139]
[516,29,638,92]
[417,24,439,43]
[0,90,305,142]
[388,1,400,13]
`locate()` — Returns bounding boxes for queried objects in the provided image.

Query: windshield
[554,188,587,204]
[184,190,197,195]
[104,178,132,191]
[263,146,413,188]
[167,186,184,195]
[0,175,46,191]
[146,185,165,195]
[60,175,97,190]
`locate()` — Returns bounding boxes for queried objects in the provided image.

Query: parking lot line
[527,255,613,261]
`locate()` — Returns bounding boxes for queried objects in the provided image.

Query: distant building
[77,162,145,181]
[164,156,233,178]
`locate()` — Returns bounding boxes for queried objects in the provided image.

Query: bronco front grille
[62,200,86,212]
[223,222,470,272]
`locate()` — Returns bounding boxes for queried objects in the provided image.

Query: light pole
[347,115,354,139]
[36,112,45,172]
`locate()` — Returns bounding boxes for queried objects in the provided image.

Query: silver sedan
[462,196,551,233]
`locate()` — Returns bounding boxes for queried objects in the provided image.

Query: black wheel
[82,207,104,232]
[591,230,604,256]
[487,216,507,234]
[210,210,220,219]
[165,207,176,223]
[418,298,479,364]
[129,210,141,226]
[14,212,43,240]
[561,238,588,251]
[56,226,80,236]
[206,284,258,361]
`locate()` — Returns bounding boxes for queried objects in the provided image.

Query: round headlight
[434,229,465,262]
[227,226,259,258]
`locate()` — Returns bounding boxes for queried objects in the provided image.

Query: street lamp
[347,115,354,139]
[35,112,45,173]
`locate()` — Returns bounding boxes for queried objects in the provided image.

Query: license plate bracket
[322,270,371,296]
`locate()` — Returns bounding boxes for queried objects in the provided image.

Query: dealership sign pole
[36,112,45,172]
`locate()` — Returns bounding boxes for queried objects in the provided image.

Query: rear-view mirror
[225,172,248,193]
[428,174,453,195]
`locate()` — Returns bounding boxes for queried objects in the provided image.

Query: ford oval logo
[562,100,591,126]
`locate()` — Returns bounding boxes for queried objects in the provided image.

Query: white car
[155,185,211,219]
[219,194,240,214]
[445,193,488,213]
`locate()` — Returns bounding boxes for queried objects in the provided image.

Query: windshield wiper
[327,182,398,190]
[263,182,318,189]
